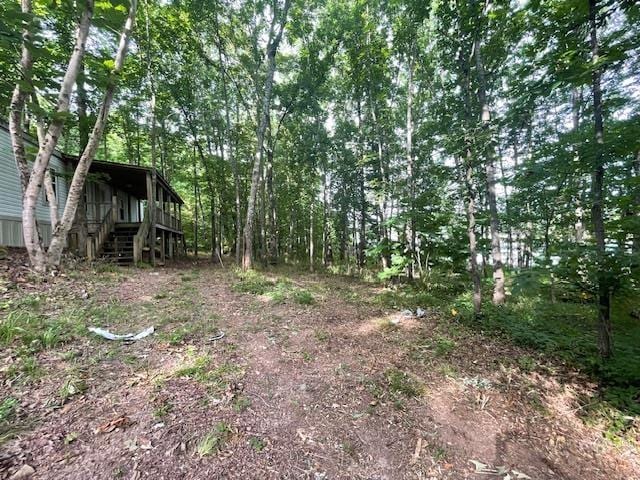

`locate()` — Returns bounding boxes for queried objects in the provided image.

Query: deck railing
[133,207,151,264]
[154,206,181,231]
[87,205,116,260]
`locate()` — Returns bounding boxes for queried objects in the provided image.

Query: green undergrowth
[374,270,640,444]
[232,269,315,305]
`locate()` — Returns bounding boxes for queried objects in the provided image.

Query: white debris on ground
[462,376,493,389]
[88,326,155,341]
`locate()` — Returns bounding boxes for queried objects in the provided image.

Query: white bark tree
[242,0,292,270]
[16,1,94,272]
[9,0,138,272]
[47,0,138,267]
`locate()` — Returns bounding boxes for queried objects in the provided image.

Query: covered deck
[70,159,184,265]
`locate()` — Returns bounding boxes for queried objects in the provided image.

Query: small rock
[400,309,413,317]
[416,307,426,318]
[9,464,35,480]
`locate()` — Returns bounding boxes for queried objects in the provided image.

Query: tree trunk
[266,147,277,263]
[73,66,90,256]
[20,2,94,272]
[46,0,137,269]
[589,0,612,358]
[9,0,35,194]
[474,36,505,305]
[458,39,481,316]
[213,8,241,265]
[406,55,416,280]
[461,152,482,317]
[243,0,291,270]
[633,151,640,254]
[193,146,198,257]
[145,0,157,266]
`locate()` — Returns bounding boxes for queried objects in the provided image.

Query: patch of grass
[233,269,274,295]
[232,396,251,413]
[314,329,329,342]
[161,328,190,346]
[233,269,317,305]
[293,289,314,305]
[385,368,423,398]
[438,363,458,378]
[7,353,41,382]
[153,398,173,419]
[434,336,456,357]
[196,422,230,457]
[0,397,18,423]
[174,357,243,393]
[517,355,537,372]
[301,351,313,362]
[429,443,448,462]
[249,436,267,452]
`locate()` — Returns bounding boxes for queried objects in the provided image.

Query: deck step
[99,223,140,265]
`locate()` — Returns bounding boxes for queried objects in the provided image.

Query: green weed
[248,436,266,452]
[434,336,456,356]
[385,368,423,398]
[232,396,251,413]
[293,289,314,305]
[196,422,230,457]
[0,397,17,423]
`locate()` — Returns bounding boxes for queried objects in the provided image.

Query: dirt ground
[1,262,638,479]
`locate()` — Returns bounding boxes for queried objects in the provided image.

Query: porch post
[111,195,118,223]
[147,172,156,266]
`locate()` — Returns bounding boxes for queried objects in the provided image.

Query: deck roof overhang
[65,157,184,205]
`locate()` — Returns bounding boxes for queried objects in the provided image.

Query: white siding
[0,124,70,247]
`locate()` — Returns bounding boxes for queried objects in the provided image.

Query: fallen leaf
[95,415,131,434]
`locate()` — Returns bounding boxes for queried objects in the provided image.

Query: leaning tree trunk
[73,66,90,256]
[243,0,291,270]
[19,2,94,272]
[46,0,137,268]
[8,0,60,261]
[8,0,34,194]
[589,0,612,358]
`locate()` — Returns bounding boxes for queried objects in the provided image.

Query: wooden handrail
[87,206,115,260]
[133,207,151,264]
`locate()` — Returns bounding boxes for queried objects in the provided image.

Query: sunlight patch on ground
[354,312,422,336]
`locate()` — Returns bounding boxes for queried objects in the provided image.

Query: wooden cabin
[0,122,184,265]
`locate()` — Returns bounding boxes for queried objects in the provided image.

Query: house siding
[0,124,69,247]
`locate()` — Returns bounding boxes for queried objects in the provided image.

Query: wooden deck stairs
[101,224,140,265]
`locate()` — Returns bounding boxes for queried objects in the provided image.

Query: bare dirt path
[1,264,638,479]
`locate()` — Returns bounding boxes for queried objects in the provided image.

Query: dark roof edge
[0,121,183,205]
[65,155,184,205]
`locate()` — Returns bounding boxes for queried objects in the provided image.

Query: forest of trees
[2,0,639,360]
